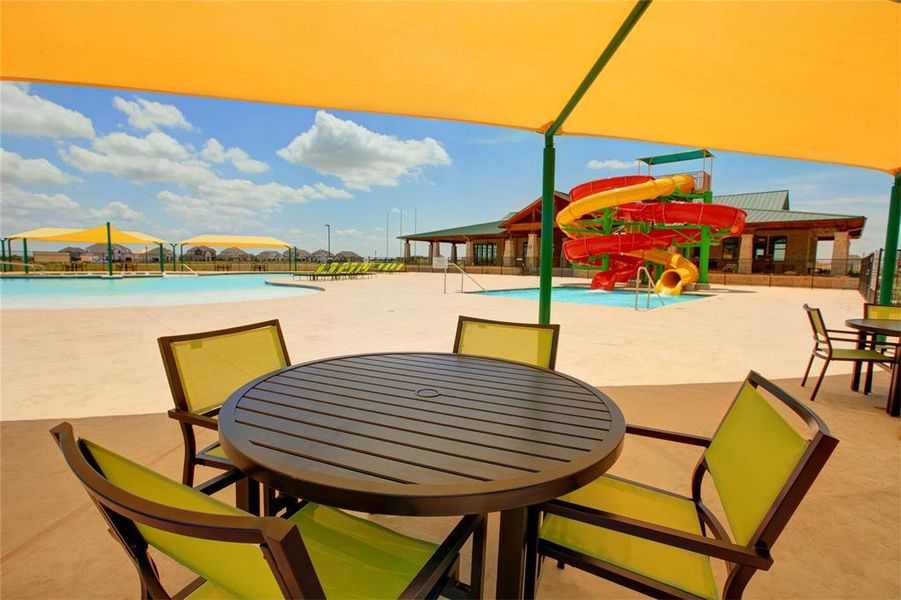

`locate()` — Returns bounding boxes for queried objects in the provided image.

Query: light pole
[325,224,331,257]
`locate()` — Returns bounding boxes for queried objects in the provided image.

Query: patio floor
[1,373,897,599]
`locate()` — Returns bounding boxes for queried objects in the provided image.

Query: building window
[753,236,768,259]
[473,243,497,265]
[722,238,739,260]
[769,236,787,262]
[522,241,529,258]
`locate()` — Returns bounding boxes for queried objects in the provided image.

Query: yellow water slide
[556,174,698,295]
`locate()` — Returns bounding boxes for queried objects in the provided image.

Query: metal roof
[399,219,507,240]
[638,149,714,165]
[745,208,864,224]
[714,190,790,211]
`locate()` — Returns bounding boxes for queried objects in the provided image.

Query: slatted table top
[219,352,625,516]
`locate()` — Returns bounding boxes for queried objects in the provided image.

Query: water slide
[557,175,746,295]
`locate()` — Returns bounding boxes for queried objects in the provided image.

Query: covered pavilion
[176,234,297,269]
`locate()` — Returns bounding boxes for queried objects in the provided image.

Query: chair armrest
[400,514,484,600]
[626,424,711,447]
[827,329,862,335]
[168,409,219,431]
[829,337,875,344]
[542,499,772,570]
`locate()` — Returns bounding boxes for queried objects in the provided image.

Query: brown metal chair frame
[857,303,900,394]
[452,315,561,369]
[50,421,485,600]
[158,319,292,515]
[527,371,838,600]
[801,304,895,401]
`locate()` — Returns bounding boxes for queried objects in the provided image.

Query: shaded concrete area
[2,375,897,599]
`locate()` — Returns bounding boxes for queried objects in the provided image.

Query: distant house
[59,246,86,261]
[335,250,363,262]
[256,250,283,261]
[184,245,216,261]
[85,243,133,262]
[310,249,334,263]
[133,246,174,263]
[286,248,312,262]
[219,247,252,261]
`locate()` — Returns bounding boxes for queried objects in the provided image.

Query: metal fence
[858,249,901,304]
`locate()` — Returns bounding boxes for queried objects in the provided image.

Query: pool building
[400,189,865,276]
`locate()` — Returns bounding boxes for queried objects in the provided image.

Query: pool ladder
[634,266,665,311]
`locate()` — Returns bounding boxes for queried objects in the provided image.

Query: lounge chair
[50,422,485,600]
[531,371,838,599]
[801,304,894,401]
[158,320,292,514]
[292,263,328,280]
[453,315,561,369]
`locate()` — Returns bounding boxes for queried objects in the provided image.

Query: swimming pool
[474,286,707,308]
[0,274,320,309]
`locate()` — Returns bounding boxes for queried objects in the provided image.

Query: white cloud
[0,83,94,139]
[0,183,83,232]
[587,159,635,171]
[89,201,144,223]
[203,138,268,174]
[61,131,212,185]
[0,149,81,185]
[158,190,264,232]
[112,96,193,131]
[202,138,226,162]
[277,111,451,191]
[335,228,362,237]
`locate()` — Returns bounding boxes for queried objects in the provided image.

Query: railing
[0,261,45,273]
[634,266,664,310]
[859,249,901,305]
[710,258,860,277]
[444,262,485,293]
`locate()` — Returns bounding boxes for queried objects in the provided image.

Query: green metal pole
[698,190,713,285]
[537,0,652,324]
[158,243,164,273]
[1,238,6,272]
[600,209,612,271]
[877,174,900,305]
[23,238,29,274]
[179,245,184,270]
[171,244,177,270]
[538,134,556,324]
[105,222,113,275]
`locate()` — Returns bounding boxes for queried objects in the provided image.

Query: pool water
[474,287,707,308]
[0,274,319,309]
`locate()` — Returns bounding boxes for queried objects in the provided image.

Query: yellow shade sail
[2,1,897,174]
[7,225,168,245]
[179,234,291,249]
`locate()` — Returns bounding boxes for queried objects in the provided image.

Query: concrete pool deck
[0,272,875,420]
[0,272,897,599]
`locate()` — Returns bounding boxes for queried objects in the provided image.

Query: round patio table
[846,319,900,416]
[219,351,625,599]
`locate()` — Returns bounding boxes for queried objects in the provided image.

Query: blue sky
[0,82,894,257]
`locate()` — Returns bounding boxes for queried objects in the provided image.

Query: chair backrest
[802,304,830,346]
[159,320,290,415]
[864,303,901,320]
[49,422,316,598]
[313,263,327,274]
[698,372,837,596]
[452,315,561,369]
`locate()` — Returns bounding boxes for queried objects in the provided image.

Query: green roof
[714,190,790,211]
[638,149,713,165]
[398,218,507,240]
[745,208,864,224]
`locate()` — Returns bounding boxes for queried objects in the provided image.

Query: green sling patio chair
[50,422,484,600]
[859,303,901,394]
[453,315,561,369]
[801,304,894,401]
[530,371,838,600]
[158,320,291,514]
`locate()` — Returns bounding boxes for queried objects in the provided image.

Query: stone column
[403,240,411,261]
[503,237,515,267]
[428,241,435,261]
[738,233,754,274]
[464,239,473,266]
[450,244,458,262]
[434,242,442,257]
[527,233,538,269]
[831,231,850,275]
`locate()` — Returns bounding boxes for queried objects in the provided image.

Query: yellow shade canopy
[7,225,168,245]
[179,234,291,249]
[1,1,898,174]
